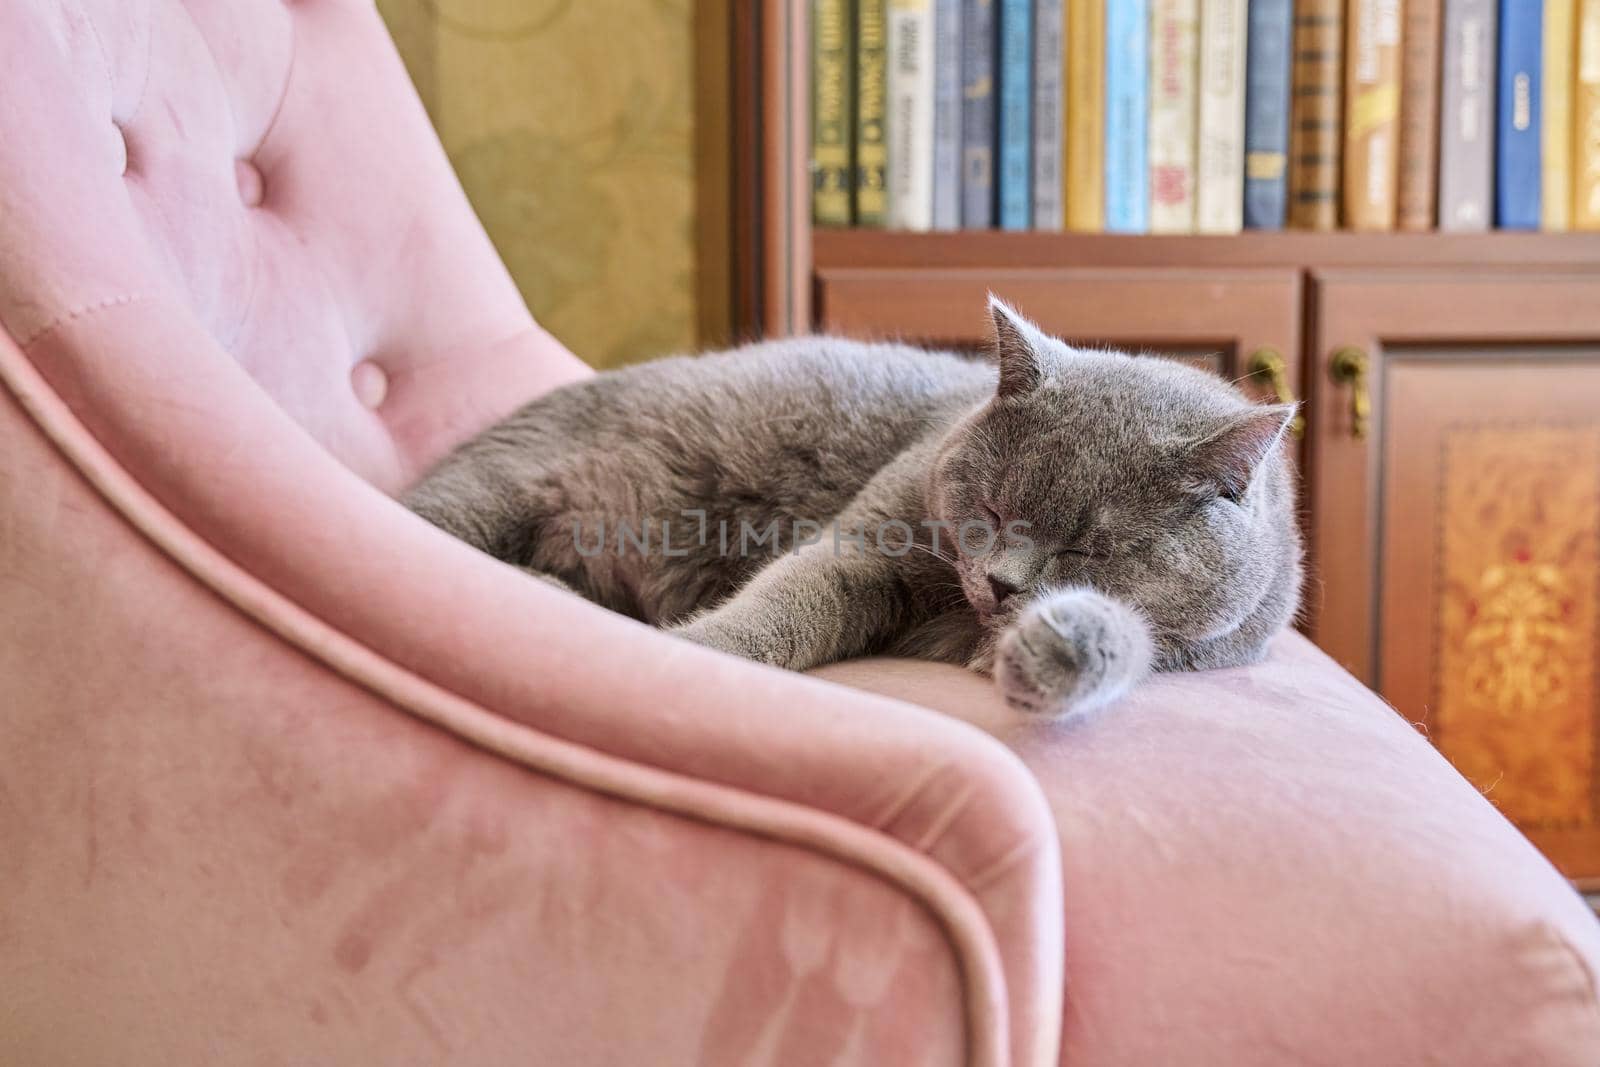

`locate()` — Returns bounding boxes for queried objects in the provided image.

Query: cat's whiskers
[898,541,961,568]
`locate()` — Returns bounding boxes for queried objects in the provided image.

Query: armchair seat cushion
[814,634,1600,1066]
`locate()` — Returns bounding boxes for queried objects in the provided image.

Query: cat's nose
[987,574,1021,608]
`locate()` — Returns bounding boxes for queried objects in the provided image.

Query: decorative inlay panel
[1434,424,1600,829]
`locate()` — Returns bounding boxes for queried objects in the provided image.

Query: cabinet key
[1329,346,1371,439]
[1247,347,1306,437]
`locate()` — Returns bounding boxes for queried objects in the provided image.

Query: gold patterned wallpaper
[377,0,698,368]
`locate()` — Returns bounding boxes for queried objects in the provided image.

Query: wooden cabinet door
[1308,270,1600,882]
[815,267,1302,404]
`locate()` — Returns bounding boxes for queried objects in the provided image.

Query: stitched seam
[173,0,242,157]
[127,9,155,124]
[251,8,298,157]
[78,9,117,105]
[222,223,265,351]
[19,293,154,350]
[0,318,1028,1067]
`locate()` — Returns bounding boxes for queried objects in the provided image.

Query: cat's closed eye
[1056,545,1113,565]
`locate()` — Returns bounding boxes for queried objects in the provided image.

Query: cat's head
[929,298,1301,647]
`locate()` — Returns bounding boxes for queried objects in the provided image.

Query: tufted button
[350,361,389,410]
[235,159,265,207]
[112,122,128,176]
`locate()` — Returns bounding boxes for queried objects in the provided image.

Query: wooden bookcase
[726,0,1600,887]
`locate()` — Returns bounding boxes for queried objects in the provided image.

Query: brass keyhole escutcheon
[1247,347,1305,437]
[1329,346,1371,439]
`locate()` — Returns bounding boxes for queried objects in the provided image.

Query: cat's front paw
[670,615,759,660]
[669,611,799,667]
[993,588,1153,717]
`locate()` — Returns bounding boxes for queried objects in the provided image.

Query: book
[1494,0,1543,228]
[997,0,1034,229]
[1032,0,1066,229]
[1542,0,1576,230]
[1104,0,1150,231]
[1065,0,1106,229]
[1343,0,1402,231]
[1580,0,1600,228]
[856,0,891,225]
[1149,0,1200,233]
[961,0,996,226]
[1197,0,1248,232]
[1438,0,1497,230]
[1288,0,1344,229]
[1243,0,1295,229]
[811,0,854,226]
[1397,0,1444,230]
[887,0,936,230]
[933,0,964,229]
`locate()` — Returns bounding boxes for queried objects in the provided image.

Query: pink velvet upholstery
[0,2,1595,1065]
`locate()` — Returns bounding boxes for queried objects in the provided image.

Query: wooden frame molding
[814,230,1600,271]
[729,0,811,339]
[693,0,734,348]
[816,266,1301,392]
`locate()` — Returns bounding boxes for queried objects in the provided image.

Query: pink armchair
[1,3,1595,1064]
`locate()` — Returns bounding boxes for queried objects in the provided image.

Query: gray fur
[405,299,1302,717]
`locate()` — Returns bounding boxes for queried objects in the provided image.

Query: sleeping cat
[405,299,1302,716]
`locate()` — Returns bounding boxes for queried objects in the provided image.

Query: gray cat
[405,299,1302,716]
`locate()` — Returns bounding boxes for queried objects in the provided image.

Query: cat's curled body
[406,301,1302,716]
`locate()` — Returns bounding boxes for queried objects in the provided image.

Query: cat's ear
[987,295,1047,398]
[1185,404,1297,502]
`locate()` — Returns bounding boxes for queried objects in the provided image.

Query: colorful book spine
[1243,0,1294,229]
[961,0,996,226]
[997,0,1034,228]
[855,0,891,225]
[1544,0,1576,230]
[1343,0,1402,231]
[1579,0,1600,228]
[1398,0,1444,231]
[811,0,854,226]
[887,0,936,230]
[1032,0,1066,229]
[1197,0,1248,232]
[1288,0,1344,229]
[1494,0,1543,228]
[1104,0,1149,231]
[933,0,964,229]
[1438,0,1497,230]
[1149,0,1200,233]
[1065,0,1106,229]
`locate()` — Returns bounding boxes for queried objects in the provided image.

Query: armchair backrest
[0,0,588,492]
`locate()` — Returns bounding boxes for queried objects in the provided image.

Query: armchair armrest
[3,306,1065,1066]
